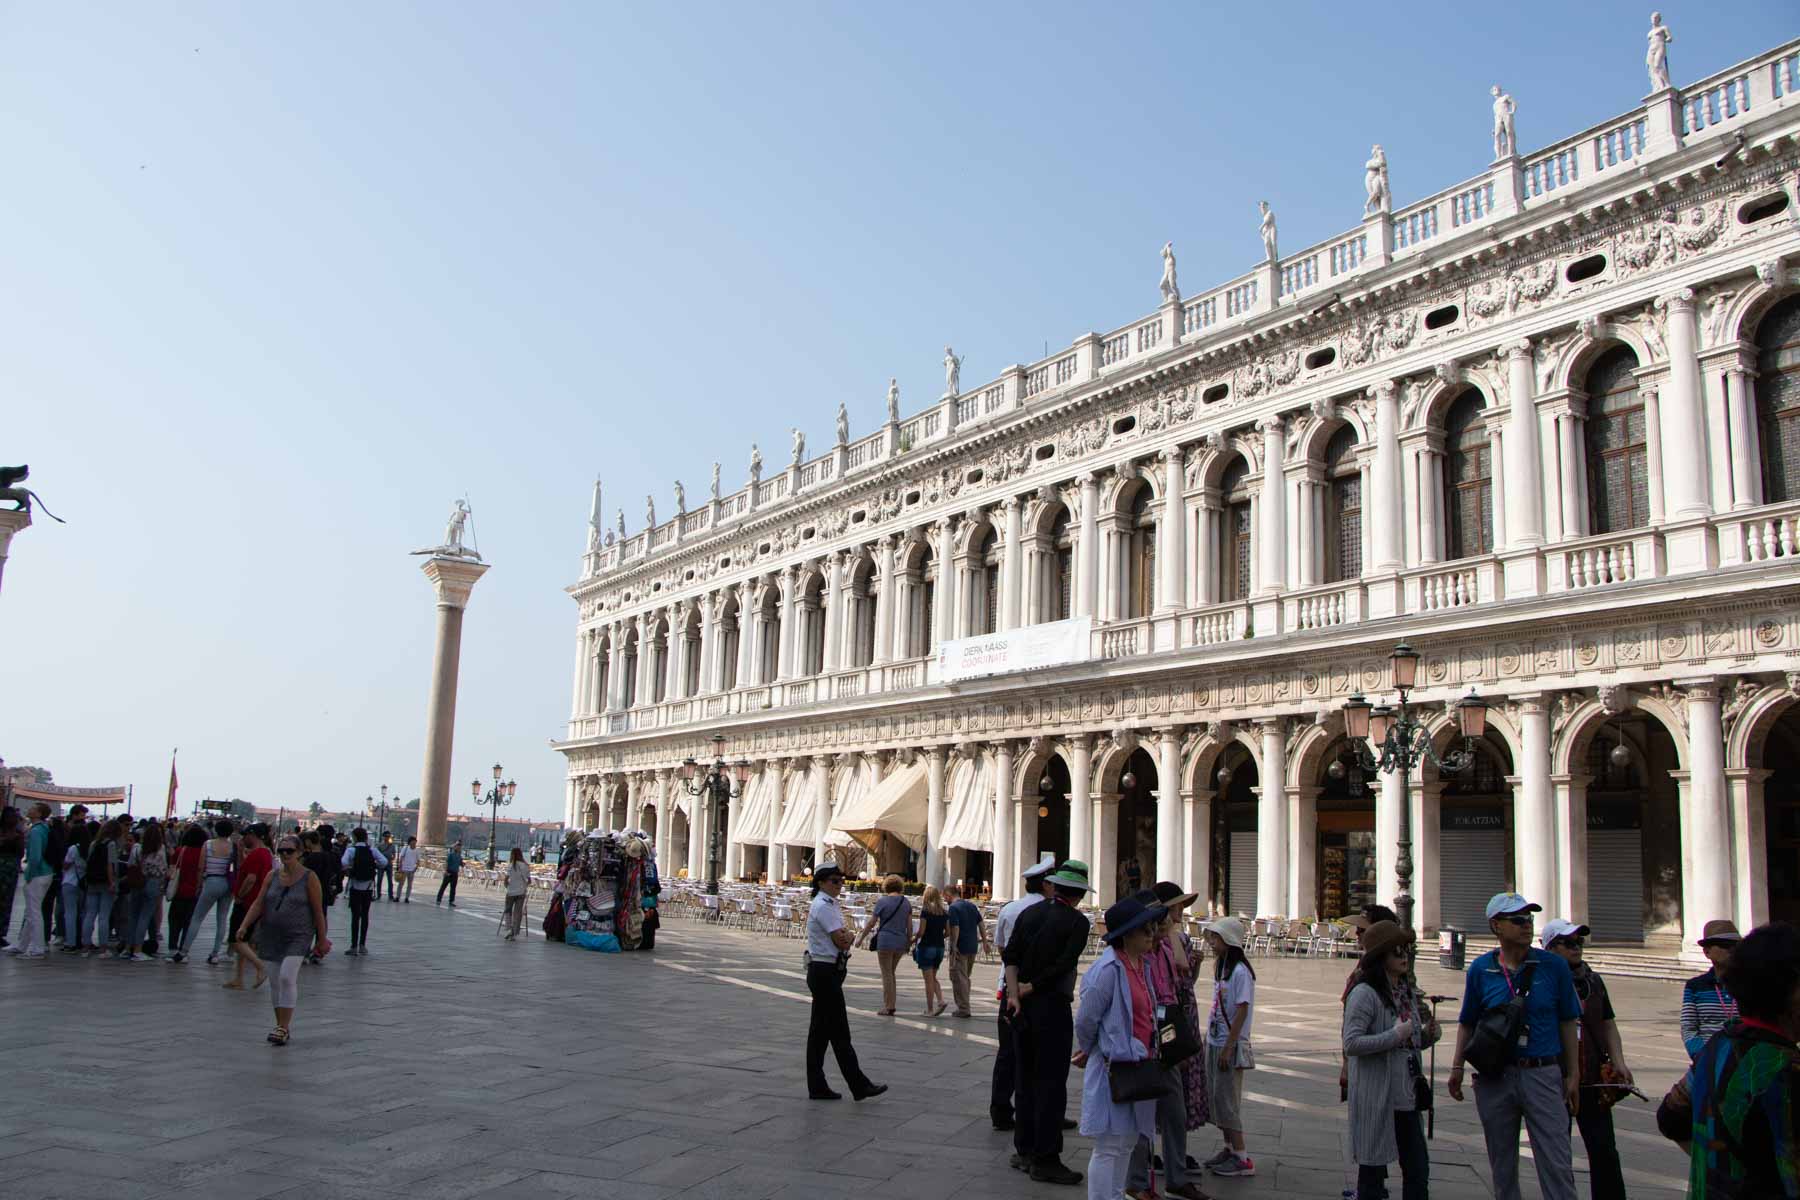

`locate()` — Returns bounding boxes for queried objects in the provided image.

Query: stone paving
[0,877,1693,1199]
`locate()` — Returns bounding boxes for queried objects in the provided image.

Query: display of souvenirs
[548,829,660,952]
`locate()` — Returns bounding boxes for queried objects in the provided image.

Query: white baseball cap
[1540,918,1590,947]
[1021,852,1056,880]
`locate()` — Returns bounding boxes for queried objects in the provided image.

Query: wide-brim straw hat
[1204,916,1247,948]
[1360,920,1416,960]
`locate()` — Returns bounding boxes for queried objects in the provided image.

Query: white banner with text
[934,616,1092,683]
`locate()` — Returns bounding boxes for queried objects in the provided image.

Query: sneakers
[1209,1155,1255,1178]
[1200,1148,1236,1170]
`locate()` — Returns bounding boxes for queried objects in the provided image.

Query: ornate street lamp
[475,762,513,868]
[680,733,751,901]
[1340,641,1488,934]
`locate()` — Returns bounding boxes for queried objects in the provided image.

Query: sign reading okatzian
[935,616,1092,683]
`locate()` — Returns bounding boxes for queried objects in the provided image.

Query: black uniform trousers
[347,888,373,947]
[806,960,873,1095]
[1575,1095,1627,1200]
[990,1007,1016,1123]
[1011,993,1074,1164]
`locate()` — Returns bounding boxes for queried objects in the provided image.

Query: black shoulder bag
[1463,961,1537,1077]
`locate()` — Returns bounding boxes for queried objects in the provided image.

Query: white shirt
[397,847,420,872]
[806,891,846,959]
[995,892,1045,952]
[503,862,530,897]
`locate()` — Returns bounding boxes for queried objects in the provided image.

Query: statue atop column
[710,461,722,501]
[1646,12,1673,92]
[412,498,479,559]
[1258,201,1278,262]
[943,346,963,397]
[1491,85,1517,160]
[835,402,849,447]
[1159,241,1179,303]
[1363,145,1390,217]
[886,378,901,424]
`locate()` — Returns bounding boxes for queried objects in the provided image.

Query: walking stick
[1425,994,1455,1138]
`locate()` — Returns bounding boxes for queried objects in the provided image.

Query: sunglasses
[1498,914,1534,927]
[1554,937,1585,948]
[277,847,299,856]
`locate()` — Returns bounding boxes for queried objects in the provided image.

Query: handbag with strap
[1108,1057,1177,1103]
[1156,1002,1202,1067]
[1464,961,1537,1077]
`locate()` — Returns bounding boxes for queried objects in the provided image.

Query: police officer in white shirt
[805,863,887,1103]
[992,853,1058,1129]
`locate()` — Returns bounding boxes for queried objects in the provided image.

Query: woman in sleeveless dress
[234,834,329,1045]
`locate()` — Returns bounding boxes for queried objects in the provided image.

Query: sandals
[267,1026,289,1046]
[253,970,268,990]
[222,980,244,990]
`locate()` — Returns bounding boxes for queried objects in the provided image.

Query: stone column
[1258,418,1287,594]
[1290,784,1319,920]
[1727,767,1773,930]
[1487,420,1508,549]
[724,778,745,879]
[564,778,579,830]
[1094,791,1121,907]
[1551,772,1589,925]
[1504,341,1544,546]
[664,604,685,701]
[1642,388,1667,525]
[1659,290,1712,520]
[1184,787,1212,914]
[925,747,948,888]
[1555,412,1585,538]
[415,556,490,851]
[604,624,623,710]
[1371,382,1403,569]
[1417,443,1443,565]
[1255,719,1288,917]
[696,594,717,695]
[1414,780,1443,932]
[0,507,30,600]
[1077,472,1100,618]
[812,756,833,866]
[766,761,787,882]
[1377,764,1404,912]
[738,582,761,685]
[1069,734,1094,867]
[686,786,706,882]
[1159,451,1187,611]
[1156,728,1183,884]
[874,536,898,664]
[1727,367,1762,509]
[822,553,844,674]
[1679,678,1733,949]
[655,770,673,868]
[933,520,957,648]
[993,740,1016,901]
[570,630,590,719]
[775,568,798,681]
[1514,695,1556,909]
[1001,498,1023,631]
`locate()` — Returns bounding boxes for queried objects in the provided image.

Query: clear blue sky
[3,2,1790,822]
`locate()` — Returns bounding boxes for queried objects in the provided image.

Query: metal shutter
[1586,803,1645,943]
[1228,832,1257,917]
[1439,828,1506,932]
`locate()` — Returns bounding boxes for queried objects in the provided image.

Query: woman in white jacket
[1341,920,1438,1199]
[1074,896,1167,1200]
[502,847,531,940]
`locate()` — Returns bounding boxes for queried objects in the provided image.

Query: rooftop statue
[1646,12,1673,92]
[1491,85,1517,160]
[790,427,806,466]
[673,480,685,515]
[644,494,656,529]
[710,461,721,501]
[836,402,849,447]
[886,378,900,424]
[1258,201,1278,262]
[1363,145,1390,218]
[943,346,963,397]
[1159,241,1179,303]
[749,443,763,482]
[411,498,477,559]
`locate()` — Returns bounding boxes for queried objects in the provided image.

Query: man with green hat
[1001,860,1092,1186]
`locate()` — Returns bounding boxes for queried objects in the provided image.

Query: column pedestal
[416,556,490,852]
[0,508,31,600]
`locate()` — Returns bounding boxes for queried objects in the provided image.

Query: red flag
[165,750,179,819]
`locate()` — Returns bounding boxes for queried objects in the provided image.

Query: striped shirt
[1681,967,1739,1059]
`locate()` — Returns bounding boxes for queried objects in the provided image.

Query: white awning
[734,768,775,843]
[774,763,822,846]
[940,753,995,853]
[830,759,927,852]
[825,758,874,849]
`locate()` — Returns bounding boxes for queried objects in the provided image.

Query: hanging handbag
[1108,1057,1177,1103]
[1156,1003,1203,1067]
[1464,962,1536,1076]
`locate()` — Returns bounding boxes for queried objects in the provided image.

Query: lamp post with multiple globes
[473,763,516,869]
[1337,641,1488,935]
[680,734,751,898]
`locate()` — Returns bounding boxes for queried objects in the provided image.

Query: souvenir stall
[546,829,660,952]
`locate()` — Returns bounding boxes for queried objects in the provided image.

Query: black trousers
[437,873,459,903]
[1575,1094,1627,1200]
[805,960,871,1094]
[1355,1109,1429,1200]
[348,889,373,947]
[991,1008,1017,1123]
[167,897,195,951]
[1012,994,1074,1164]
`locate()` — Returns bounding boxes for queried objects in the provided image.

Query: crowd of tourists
[803,847,1799,1200]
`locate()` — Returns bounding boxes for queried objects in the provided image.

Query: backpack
[349,844,376,882]
[86,841,111,886]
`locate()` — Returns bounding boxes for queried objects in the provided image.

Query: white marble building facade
[557,35,1800,956]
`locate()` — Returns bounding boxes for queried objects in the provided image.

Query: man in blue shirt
[1447,892,1581,1200]
[943,884,988,1019]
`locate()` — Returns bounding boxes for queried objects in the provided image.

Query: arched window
[974,527,999,635]
[1051,506,1074,621]
[1221,459,1253,601]
[649,619,670,703]
[758,588,781,683]
[1584,345,1650,534]
[800,573,826,675]
[718,596,740,691]
[1126,483,1156,618]
[681,613,702,696]
[1756,294,1800,502]
[851,557,878,667]
[911,544,936,657]
[621,630,639,707]
[1324,426,1362,583]
[1444,389,1494,559]
[594,636,611,710]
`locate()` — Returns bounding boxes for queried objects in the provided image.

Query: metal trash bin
[1438,926,1466,971]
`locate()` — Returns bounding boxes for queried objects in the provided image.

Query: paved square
[0,878,1691,1198]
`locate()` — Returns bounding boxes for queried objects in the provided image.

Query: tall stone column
[1679,678,1733,950]
[1184,787,1212,914]
[655,770,673,868]
[933,520,957,648]
[822,554,843,674]
[925,747,948,888]
[873,536,897,664]
[1255,719,1288,918]
[1503,342,1543,546]
[766,760,787,882]
[1370,383,1402,569]
[1077,472,1100,619]
[993,740,1016,901]
[1159,451,1187,611]
[775,567,798,681]
[812,756,833,865]
[1377,764,1404,912]
[686,787,706,882]
[1658,290,1711,519]
[1727,367,1762,509]
[1289,784,1319,920]
[1258,418,1287,595]
[1069,734,1094,866]
[1513,695,1556,909]
[0,508,29,601]
[415,555,490,851]
[1156,728,1183,884]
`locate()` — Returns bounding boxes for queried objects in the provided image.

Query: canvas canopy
[829,759,927,852]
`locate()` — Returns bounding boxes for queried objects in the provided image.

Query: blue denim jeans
[81,885,115,949]
[60,880,83,946]
[130,877,165,948]
[182,876,233,958]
